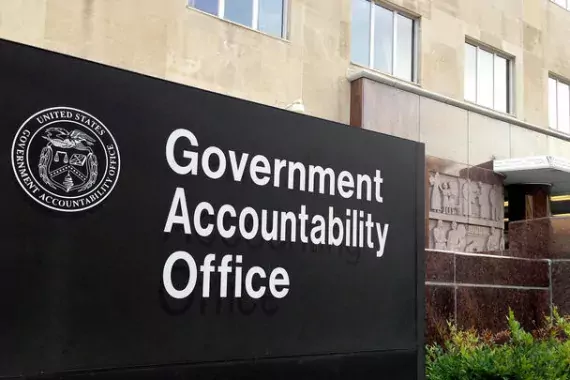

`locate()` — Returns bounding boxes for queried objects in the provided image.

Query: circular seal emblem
[11,107,121,212]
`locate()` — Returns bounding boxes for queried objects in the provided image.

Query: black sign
[0,39,425,379]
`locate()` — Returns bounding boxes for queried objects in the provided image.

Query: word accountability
[161,128,391,301]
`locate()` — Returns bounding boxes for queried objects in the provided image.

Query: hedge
[426,309,570,379]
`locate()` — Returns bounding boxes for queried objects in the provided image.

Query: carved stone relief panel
[428,170,504,253]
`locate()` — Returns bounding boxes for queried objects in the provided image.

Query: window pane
[477,49,494,108]
[494,55,508,112]
[557,81,570,134]
[191,0,218,15]
[549,78,558,129]
[258,0,284,37]
[351,0,371,66]
[373,5,393,73]
[394,14,413,81]
[464,44,477,102]
[225,0,253,27]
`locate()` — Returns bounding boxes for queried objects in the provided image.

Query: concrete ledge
[347,68,570,143]
[494,156,570,193]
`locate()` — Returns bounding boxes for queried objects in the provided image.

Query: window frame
[188,0,288,39]
[549,74,570,133]
[352,0,419,83]
[464,41,514,114]
[550,0,570,11]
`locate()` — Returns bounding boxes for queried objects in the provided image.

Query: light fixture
[551,195,570,202]
[285,99,305,114]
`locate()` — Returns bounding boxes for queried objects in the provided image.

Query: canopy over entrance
[494,156,570,196]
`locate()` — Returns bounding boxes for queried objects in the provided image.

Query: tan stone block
[522,52,547,127]
[433,0,460,18]
[0,0,47,46]
[418,0,433,18]
[523,0,543,30]
[523,23,543,56]
[424,7,464,47]
[388,0,431,17]
[495,0,523,19]
[420,7,464,98]
[479,8,502,40]
[44,0,93,50]
[460,0,503,38]
[509,126,549,158]
[302,60,348,122]
[165,7,304,110]
[458,0,479,27]
[302,0,345,24]
[544,7,570,81]
[419,97,468,163]
[339,20,350,61]
[68,0,171,78]
[479,31,503,52]
[464,23,481,43]
[501,16,522,47]
[401,0,422,15]
[420,41,462,99]
[468,112,510,165]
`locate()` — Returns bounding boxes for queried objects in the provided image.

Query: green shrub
[426,309,570,380]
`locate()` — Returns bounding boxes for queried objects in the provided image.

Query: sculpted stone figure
[442,182,452,214]
[489,184,502,221]
[461,179,470,216]
[465,240,480,252]
[486,227,502,252]
[429,172,443,213]
[432,220,447,250]
[471,181,482,218]
[449,182,459,215]
[447,221,465,251]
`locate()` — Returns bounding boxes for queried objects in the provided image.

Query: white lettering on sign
[163,252,290,299]
[164,128,384,202]
[162,129,391,301]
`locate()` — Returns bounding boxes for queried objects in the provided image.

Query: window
[188,0,287,38]
[351,0,417,82]
[551,0,570,11]
[464,42,512,113]
[549,76,570,134]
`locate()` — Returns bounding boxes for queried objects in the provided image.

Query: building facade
[3,0,570,338]
[3,0,570,160]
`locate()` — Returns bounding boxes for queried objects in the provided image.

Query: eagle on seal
[43,127,96,151]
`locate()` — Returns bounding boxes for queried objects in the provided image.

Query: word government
[162,128,391,301]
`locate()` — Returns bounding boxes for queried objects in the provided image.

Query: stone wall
[423,156,567,344]
[426,211,570,344]
[426,249,550,344]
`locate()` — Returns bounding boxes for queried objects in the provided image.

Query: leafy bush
[426,308,570,380]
